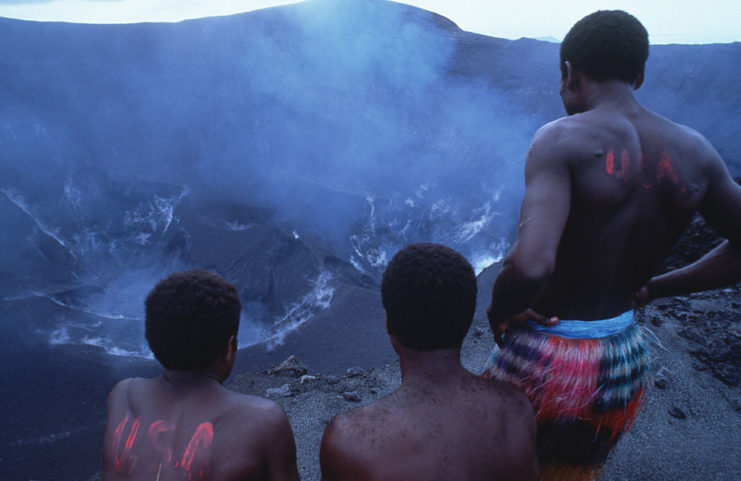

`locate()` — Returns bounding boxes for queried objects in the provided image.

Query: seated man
[103,269,300,481]
[320,243,537,481]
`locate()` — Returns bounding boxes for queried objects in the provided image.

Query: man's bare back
[489,81,741,328]
[525,100,737,319]
[321,244,537,481]
[321,363,536,481]
[104,374,298,481]
[102,270,300,481]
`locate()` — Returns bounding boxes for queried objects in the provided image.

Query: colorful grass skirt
[482,312,651,481]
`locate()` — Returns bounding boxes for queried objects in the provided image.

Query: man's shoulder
[320,402,393,474]
[323,399,396,448]
[220,389,288,425]
[539,112,622,141]
[637,109,716,151]
[110,375,145,390]
[468,376,537,455]
[323,410,356,441]
[326,400,390,432]
[672,122,721,161]
[209,392,294,460]
[465,374,534,416]
[107,376,148,406]
[529,116,600,162]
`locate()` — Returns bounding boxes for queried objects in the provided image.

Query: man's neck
[161,368,225,387]
[581,79,641,113]
[396,345,466,387]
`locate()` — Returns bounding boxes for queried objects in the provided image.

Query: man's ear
[633,68,645,90]
[564,61,580,91]
[224,335,237,362]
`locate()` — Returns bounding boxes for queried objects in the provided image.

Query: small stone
[266,384,293,398]
[342,390,362,402]
[299,375,317,384]
[473,327,485,337]
[270,355,308,378]
[650,316,663,327]
[325,375,340,385]
[346,367,364,378]
[668,407,687,419]
[653,377,668,389]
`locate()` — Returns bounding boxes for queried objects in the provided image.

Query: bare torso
[103,374,298,481]
[532,104,714,319]
[489,80,741,339]
[320,368,537,481]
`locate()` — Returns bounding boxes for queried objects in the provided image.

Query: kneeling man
[320,243,537,481]
[103,269,300,481]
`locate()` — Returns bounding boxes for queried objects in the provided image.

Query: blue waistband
[527,311,634,339]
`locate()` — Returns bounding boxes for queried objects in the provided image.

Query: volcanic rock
[266,383,293,398]
[345,367,364,378]
[268,355,309,378]
[342,390,363,402]
[668,407,687,419]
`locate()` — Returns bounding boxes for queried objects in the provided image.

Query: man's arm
[639,147,741,303]
[488,123,571,343]
[263,403,300,481]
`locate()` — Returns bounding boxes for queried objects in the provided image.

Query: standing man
[321,243,538,481]
[482,10,741,481]
[103,269,300,481]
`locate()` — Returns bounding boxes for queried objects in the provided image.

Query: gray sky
[0,0,739,44]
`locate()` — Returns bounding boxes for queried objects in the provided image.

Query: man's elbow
[503,254,555,288]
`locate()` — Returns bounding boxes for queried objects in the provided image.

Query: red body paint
[148,419,176,463]
[603,149,679,188]
[179,422,214,480]
[111,416,214,478]
[657,151,679,184]
[112,414,140,472]
[605,150,615,174]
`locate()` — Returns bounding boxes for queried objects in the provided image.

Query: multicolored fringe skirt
[482,312,651,481]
